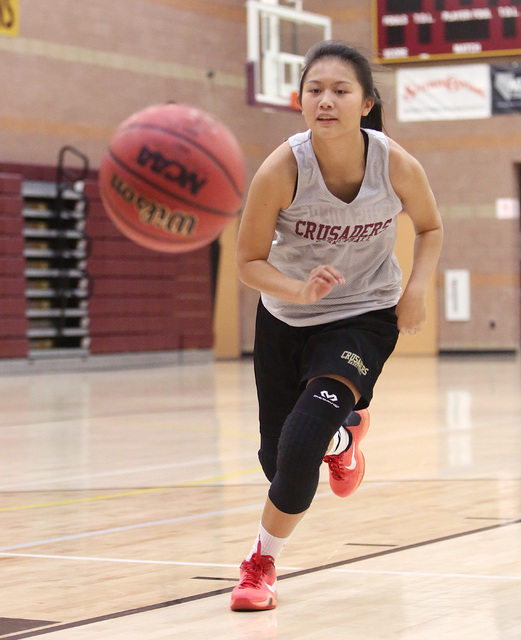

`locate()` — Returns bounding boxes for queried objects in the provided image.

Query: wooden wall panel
[0,170,28,358]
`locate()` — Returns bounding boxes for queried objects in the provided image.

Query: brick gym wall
[0,162,213,358]
[0,0,519,354]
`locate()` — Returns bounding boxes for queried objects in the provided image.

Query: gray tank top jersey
[261,128,403,327]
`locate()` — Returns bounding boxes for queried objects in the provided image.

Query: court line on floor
[2,552,520,582]
[0,501,266,552]
[0,487,167,512]
[5,517,521,640]
[0,552,302,572]
[2,476,515,513]
[277,518,521,583]
[0,486,352,552]
[0,453,260,491]
[0,465,262,513]
[330,568,521,581]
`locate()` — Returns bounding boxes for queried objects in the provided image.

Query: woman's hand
[297,265,345,305]
[389,140,443,337]
[395,287,427,335]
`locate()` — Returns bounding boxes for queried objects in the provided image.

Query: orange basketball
[98,103,246,253]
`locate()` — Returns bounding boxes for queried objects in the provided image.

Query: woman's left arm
[388,139,444,335]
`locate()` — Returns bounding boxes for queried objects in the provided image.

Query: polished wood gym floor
[0,353,520,639]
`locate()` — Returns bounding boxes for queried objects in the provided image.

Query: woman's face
[300,57,374,137]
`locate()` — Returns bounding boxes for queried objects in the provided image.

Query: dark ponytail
[361,88,383,132]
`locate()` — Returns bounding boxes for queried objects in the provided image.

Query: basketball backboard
[246,0,332,110]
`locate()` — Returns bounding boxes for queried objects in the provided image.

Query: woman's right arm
[236,143,344,304]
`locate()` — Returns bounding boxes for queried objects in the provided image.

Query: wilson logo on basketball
[99,103,245,252]
[136,146,207,196]
[110,174,198,237]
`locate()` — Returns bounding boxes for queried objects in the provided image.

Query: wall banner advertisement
[491,65,521,115]
[397,64,491,122]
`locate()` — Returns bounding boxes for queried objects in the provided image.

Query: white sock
[326,426,352,456]
[246,523,289,561]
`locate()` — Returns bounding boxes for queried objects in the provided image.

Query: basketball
[98,103,246,253]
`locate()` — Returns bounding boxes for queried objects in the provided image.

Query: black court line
[344,542,398,547]
[192,576,236,582]
[465,516,516,521]
[4,517,520,640]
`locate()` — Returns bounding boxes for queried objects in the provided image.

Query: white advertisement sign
[397,65,491,122]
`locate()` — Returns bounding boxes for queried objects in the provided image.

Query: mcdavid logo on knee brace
[314,390,340,408]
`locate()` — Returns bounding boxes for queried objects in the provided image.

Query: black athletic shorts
[254,299,399,440]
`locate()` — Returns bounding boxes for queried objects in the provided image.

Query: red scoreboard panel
[374,0,521,63]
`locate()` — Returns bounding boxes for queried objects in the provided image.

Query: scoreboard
[374,0,521,63]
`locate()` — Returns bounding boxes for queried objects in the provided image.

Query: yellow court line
[0,487,167,512]
[180,465,262,487]
[0,466,262,512]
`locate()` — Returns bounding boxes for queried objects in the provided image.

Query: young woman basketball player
[231,40,443,611]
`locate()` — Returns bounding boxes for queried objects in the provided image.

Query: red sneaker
[230,541,277,611]
[323,409,370,498]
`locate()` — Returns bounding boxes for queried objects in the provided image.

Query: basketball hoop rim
[291,91,301,111]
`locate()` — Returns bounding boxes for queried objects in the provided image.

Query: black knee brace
[258,435,278,483]
[268,378,356,514]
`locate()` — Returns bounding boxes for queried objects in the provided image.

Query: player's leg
[306,308,399,498]
[232,302,302,611]
[231,375,358,611]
